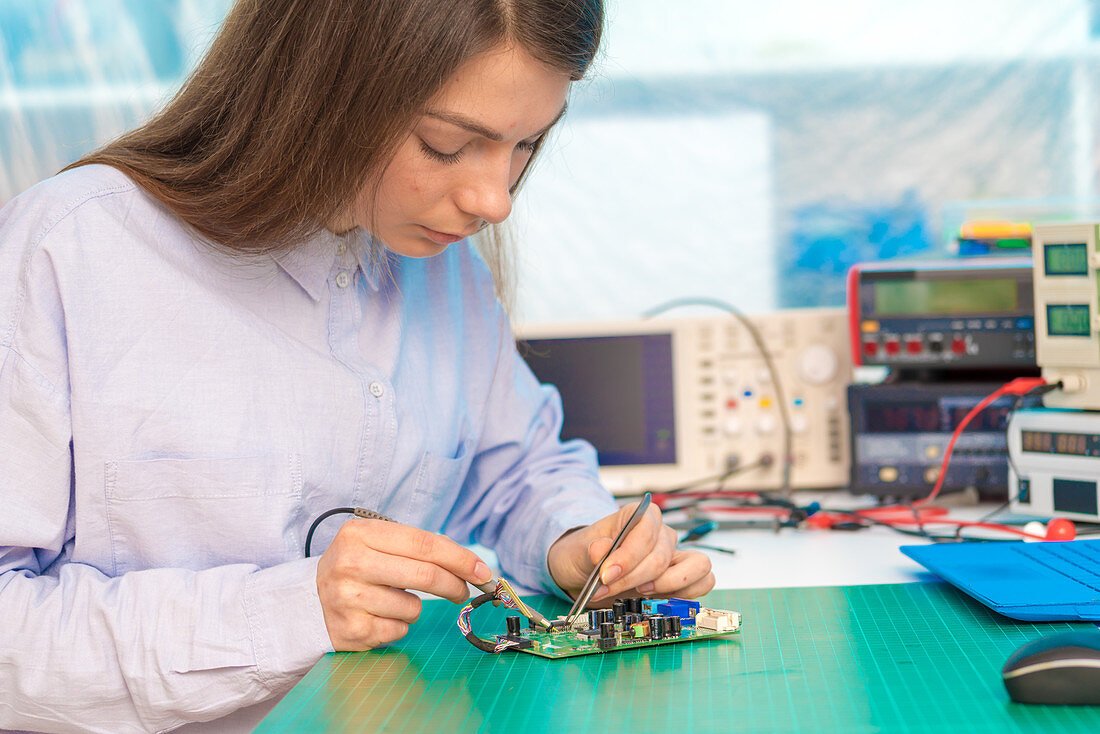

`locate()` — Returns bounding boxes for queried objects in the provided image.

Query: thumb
[588,536,613,567]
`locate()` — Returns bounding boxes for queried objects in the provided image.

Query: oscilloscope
[515,309,852,494]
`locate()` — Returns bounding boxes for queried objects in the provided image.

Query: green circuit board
[495,598,742,659]
[501,624,740,659]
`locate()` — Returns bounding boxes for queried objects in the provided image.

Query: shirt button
[369,381,385,398]
[336,241,347,256]
[335,271,350,288]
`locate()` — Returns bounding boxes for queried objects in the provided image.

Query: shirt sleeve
[0,212,332,733]
[442,286,620,596]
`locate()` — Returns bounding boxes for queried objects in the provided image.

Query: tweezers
[564,492,652,624]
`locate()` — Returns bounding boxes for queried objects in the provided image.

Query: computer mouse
[1002,630,1100,705]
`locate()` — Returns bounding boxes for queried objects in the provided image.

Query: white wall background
[513,110,774,323]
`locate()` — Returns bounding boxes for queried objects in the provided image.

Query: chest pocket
[403,439,473,531]
[105,454,303,575]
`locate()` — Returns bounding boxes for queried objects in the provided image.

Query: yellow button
[759,397,773,409]
[925,445,941,459]
[878,467,898,482]
[861,320,880,333]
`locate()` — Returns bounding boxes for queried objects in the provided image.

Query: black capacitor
[612,601,626,620]
[626,598,642,614]
[669,616,682,637]
[588,610,598,629]
[600,621,615,640]
[602,609,616,626]
[506,616,521,635]
[652,616,668,639]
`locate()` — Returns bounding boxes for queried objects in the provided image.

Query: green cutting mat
[256,583,1100,733]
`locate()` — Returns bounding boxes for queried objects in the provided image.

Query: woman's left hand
[547,499,715,604]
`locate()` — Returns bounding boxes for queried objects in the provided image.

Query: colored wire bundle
[457,579,533,653]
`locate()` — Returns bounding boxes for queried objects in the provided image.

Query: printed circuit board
[494,597,741,659]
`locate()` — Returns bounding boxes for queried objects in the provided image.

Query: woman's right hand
[315,517,493,651]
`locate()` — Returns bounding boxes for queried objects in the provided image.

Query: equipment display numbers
[1046,304,1091,337]
[1021,429,1100,457]
[1043,243,1089,277]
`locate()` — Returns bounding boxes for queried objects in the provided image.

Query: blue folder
[900,539,1100,621]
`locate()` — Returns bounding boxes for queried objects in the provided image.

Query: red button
[884,340,900,355]
[951,338,966,355]
[906,340,922,354]
[863,341,878,356]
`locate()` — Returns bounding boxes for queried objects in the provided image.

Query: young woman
[0,1,714,731]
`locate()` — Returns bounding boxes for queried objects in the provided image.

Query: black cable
[641,297,793,494]
[617,458,770,500]
[462,593,503,653]
[663,490,810,527]
[906,502,937,542]
[304,507,356,558]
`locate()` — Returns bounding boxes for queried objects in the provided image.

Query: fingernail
[593,585,610,600]
[474,562,492,583]
[638,582,656,594]
[601,564,622,584]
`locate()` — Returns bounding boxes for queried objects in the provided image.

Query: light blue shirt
[0,165,617,733]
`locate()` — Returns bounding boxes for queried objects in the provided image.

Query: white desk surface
[678,491,1008,591]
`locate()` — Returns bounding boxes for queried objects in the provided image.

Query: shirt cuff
[242,557,333,690]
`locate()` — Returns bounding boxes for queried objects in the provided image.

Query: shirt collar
[273,227,384,301]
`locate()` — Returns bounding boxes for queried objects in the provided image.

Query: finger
[604,542,675,598]
[587,537,613,567]
[359,587,424,625]
[353,549,473,604]
[600,523,676,596]
[635,550,713,597]
[598,505,665,586]
[319,571,427,623]
[332,612,412,652]
[659,571,717,600]
[344,518,493,588]
[368,616,412,649]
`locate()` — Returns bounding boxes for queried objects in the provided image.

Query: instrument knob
[756,414,777,434]
[797,344,839,385]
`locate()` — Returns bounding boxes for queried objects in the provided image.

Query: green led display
[1046,304,1091,337]
[1044,243,1089,276]
[873,278,1018,316]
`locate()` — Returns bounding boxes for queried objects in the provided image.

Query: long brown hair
[67,0,603,300]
